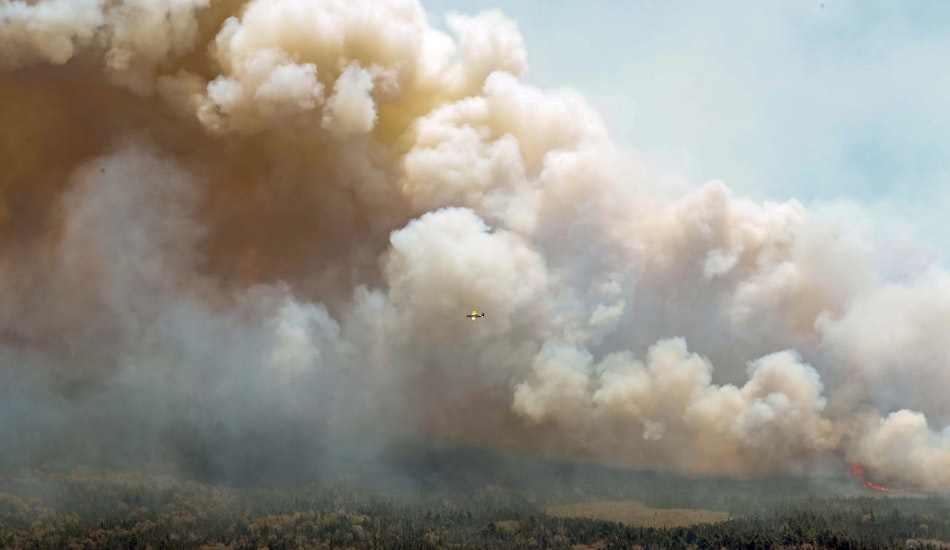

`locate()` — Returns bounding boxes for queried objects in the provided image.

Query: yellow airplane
[465,310,485,322]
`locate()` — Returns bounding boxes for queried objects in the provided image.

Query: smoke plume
[2,0,949,490]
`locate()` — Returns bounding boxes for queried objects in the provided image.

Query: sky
[4,0,950,491]
[425,0,950,261]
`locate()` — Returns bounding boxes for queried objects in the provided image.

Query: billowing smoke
[2,0,949,490]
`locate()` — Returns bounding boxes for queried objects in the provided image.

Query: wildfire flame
[849,464,905,493]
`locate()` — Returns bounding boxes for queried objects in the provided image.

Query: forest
[1,449,949,549]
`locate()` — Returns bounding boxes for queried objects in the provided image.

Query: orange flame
[849,464,905,493]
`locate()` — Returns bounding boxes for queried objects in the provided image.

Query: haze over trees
[2,460,949,549]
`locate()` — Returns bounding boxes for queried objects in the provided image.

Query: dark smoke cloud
[2,0,950,490]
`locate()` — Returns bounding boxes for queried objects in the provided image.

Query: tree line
[1,466,948,549]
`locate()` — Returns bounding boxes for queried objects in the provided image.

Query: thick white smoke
[1,0,949,490]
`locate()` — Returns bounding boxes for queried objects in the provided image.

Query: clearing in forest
[545,500,730,528]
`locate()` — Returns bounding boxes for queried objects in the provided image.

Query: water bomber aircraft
[466,310,485,322]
